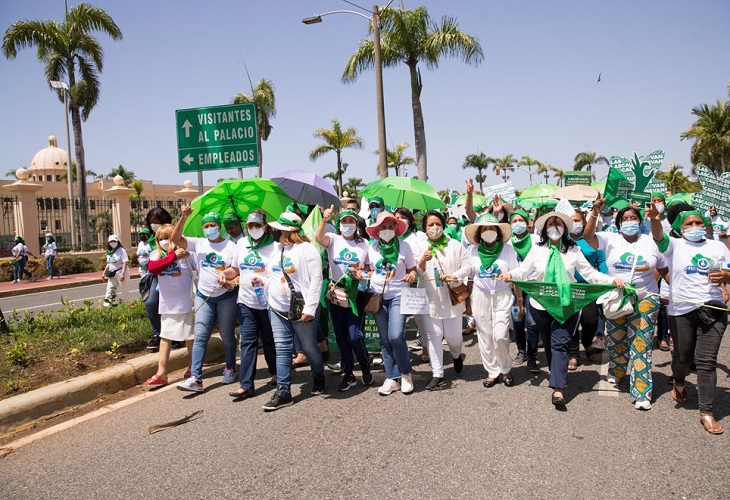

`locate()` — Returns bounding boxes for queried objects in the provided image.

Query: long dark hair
[421,210,445,231]
[537,217,575,253]
[394,207,418,234]
[614,207,642,231]
[146,207,173,232]
[337,213,363,244]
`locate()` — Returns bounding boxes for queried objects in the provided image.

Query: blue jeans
[190,290,238,379]
[269,308,324,392]
[13,255,31,281]
[143,277,161,336]
[329,299,369,374]
[529,304,580,390]
[45,255,56,279]
[372,295,411,380]
[238,303,276,390]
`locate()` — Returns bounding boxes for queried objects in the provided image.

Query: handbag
[434,251,470,306]
[326,280,351,309]
[597,288,635,320]
[104,267,120,278]
[281,250,306,321]
[363,269,388,314]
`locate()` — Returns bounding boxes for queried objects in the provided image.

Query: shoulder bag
[325,275,351,309]
[434,251,470,306]
[281,249,306,321]
[363,267,388,314]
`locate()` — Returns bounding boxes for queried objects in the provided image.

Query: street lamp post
[512,166,537,185]
[303,5,389,178]
[50,80,76,251]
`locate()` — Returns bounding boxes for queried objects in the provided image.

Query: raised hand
[465,178,474,195]
[322,204,335,222]
[181,205,193,218]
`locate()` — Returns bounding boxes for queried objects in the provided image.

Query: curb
[0,273,141,299]
[0,336,224,434]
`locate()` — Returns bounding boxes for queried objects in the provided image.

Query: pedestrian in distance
[43,232,61,280]
[136,228,152,278]
[101,234,130,306]
[11,235,36,283]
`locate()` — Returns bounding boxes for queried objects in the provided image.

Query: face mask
[448,224,458,230]
[683,227,706,242]
[546,226,564,240]
[619,221,640,236]
[654,203,665,214]
[570,223,583,235]
[481,230,498,244]
[370,207,382,220]
[159,239,170,251]
[379,229,395,242]
[427,226,444,240]
[248,227,265,240]
[511,222,527,235]
[150,223,161,233]
[340,224,357,237]
[603,215,614,225]
[496,211,505,222]
[110,242,118,249]
[272,230,282,242]
[203,226,220,240]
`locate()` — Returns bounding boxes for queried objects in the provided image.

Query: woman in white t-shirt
[11,236,36,283]
[585,199,668,411]
[101,235,130,306]
[219,210,278,398]
[143,224,195,387]
[173,208,239,394]
[136,228,152,278]
[365,211,418,396]
[43,232,60,280]
[649,206,730,435]
[261,212,324,411]
[316,208,372,392]
[413,210,470,390]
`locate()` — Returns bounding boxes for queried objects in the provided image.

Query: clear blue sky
[1,0,728,193]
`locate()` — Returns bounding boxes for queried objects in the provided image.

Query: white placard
[400,287,430,315]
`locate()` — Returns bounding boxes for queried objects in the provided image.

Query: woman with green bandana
[316,207,373,392]
[218,209,278,398]
[101,234,129,306]
[444,216,462,242]
[365,211,418,395]
[503,211,622,407]
[451,213,517,388]
[648,205,730,434]
[413,210,470,390]
[173,207,239,393]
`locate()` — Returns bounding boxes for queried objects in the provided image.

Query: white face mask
[248,227,265,240]
[481,230,498,244]
[110,242,119,249]
[546,226,564,240]
[159,239,170,251]
[570,223,583,235]
[379,229,396,242]
[654,203,665,214]
[150,223,162,233]
[427,226,444,240]
[340,224,357,237]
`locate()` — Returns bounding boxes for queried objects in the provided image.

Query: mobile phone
[644,201,652,209]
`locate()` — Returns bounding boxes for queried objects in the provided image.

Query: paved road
[2,279,140,314]
[1,330,729,498]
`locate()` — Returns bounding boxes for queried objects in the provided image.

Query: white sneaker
[372,357,383,366]
[607,376,618,385]
[177,376,204,392]
[378,378,400,396]
[635,399,652,411]
[221,367,236,384]
[400,372,414,394]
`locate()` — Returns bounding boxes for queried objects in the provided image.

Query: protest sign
[399,287,430,315]
[609,150,667,203]
[564,171,592,186]
[483,181,517,204]
[692,164,730,220]
[362,313,381,353]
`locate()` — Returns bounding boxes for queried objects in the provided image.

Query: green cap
[139,228,151,235]
[651,192,666,201]
[201,212,221,226]
[671,210,709,233]
[336,210,359,228]
[223,213,240,225]
[368,196,384,207]
[510,209,529,222]
[473,204,485,213]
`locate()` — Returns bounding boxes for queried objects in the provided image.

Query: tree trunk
[256,135,263,178]
[70,104,89,250]
[336,150,343,196]
[409,64,428,181]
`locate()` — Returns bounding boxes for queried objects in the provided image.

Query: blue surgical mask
[683,227,706,242]
[619,221,640,236]
[511,222,527,235]
[203,226,220,240]
[370,207,382,220]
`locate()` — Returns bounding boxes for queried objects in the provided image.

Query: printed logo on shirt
[239,252,265,273]
[602,224,618,233]
[712,223,724,235]
[374,260,396,279]
[160,261,182,277]
[106,253,120,263]
[614,252,650,273]
[478,263,502,279]
[333,248,360,269]
[201,252,226,270]
[271,256,295,275]
[684,253,711,276]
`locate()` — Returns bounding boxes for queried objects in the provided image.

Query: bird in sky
[597,72,602,83]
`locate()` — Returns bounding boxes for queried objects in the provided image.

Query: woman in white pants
[452,213,518,388]
[101,234,130,306]
[413,210,470,390]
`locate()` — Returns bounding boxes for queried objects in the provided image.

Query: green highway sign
[175,103,258,172]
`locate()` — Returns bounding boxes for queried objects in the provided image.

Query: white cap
[45,232,53,238]
[108,234,120,242]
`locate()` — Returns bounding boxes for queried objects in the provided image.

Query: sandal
[585,348,597,362]
[700,413,724,435]
[659,340,670,352]
[568,358,579,371]
[671,382,688,403]
[143,374,168,387]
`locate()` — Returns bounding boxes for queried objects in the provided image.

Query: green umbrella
[666,192,693,205]
[183,179,292,237]
[453,193,486,207]
[518,183,558,200]
[361,177,445,212]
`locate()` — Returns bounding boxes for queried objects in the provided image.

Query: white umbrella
[549,184,601,202]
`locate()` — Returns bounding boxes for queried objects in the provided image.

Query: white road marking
[12,295,108,312]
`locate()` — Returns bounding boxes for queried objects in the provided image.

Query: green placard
[175,103,258,172]
[564,171,592,186]
[608,150,667,203]
[362,313,381,353]
[693,164,730,220]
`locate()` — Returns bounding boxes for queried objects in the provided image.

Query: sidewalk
[0,267,141,299]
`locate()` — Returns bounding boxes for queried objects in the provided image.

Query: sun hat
[365,211,406,239]
[201,212,221,226]
[533,211,573,235]
[464,213,512,245]
[108,234,120,242]
[268,211,303,232]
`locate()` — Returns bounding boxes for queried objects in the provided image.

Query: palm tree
[551,167,566,187]
[573,151,609,179]
[232,78,276,177]
[462,152,493,192]
[343,5,483,181]
[3,4,123,250]
[107,164,135,185]
[493,154,517,183]
[655,163,692,195]
[536,162,552,184]
[680,99,730,173]
[309,119,364,196]
[519,155,540,184]
[342,177,365,197]
[379,142,415,177]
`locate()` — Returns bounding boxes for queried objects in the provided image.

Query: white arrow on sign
[182,154,194,166]
[181,119,193,138]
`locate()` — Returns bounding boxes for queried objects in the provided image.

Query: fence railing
[36,196,116,251]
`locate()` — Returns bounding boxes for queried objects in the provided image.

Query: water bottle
[358,272,369,292]
[511,306,521,322]
[254,286,266,306]
[709,257,724,287]
[434,267,444,287]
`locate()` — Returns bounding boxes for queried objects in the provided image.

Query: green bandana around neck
[477,240,504,270]
[545,243,571,307]
[399,227,414,241]
[147,234,157,251]
[106,246,119,256]
[511,232,532,260]
[247,231,274,256]
[377,237,400,267]
[429,234,449,253]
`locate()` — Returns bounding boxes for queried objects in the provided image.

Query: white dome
[29,135,69,172]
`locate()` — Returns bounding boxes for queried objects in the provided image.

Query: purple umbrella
[270,169,342,207]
